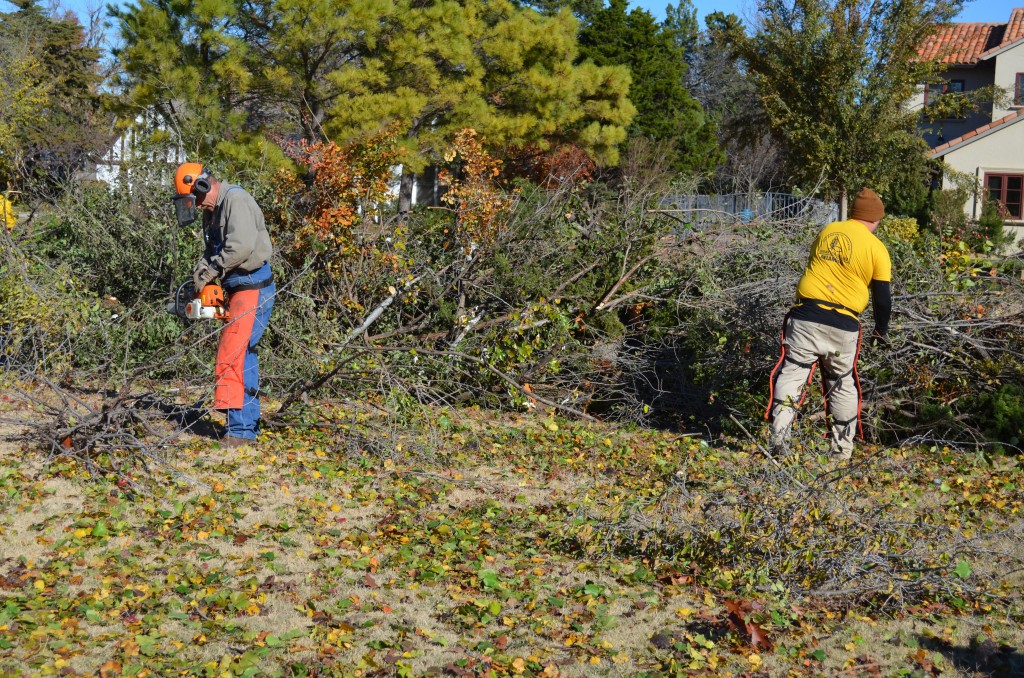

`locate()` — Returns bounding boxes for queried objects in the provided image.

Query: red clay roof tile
[1004,8,1024,44]
[919,8,1024,65]
[930,110,1024,157]
[918,22,1004,64]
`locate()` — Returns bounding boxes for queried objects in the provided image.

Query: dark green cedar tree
[577,0,720,175]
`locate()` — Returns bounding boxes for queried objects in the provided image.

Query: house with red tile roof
[915,7,1024,244]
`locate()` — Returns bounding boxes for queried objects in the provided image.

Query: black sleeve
[871,279,891,336]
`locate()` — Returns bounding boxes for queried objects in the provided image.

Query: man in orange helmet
[173,163,275,447]
[765,188,892,461]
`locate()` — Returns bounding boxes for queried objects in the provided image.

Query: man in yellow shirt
[765,188,892,460]
[1,194,15,231]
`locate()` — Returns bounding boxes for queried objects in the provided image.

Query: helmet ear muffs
[192,173,211,195]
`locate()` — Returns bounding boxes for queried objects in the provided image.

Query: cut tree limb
[274,275,423,417]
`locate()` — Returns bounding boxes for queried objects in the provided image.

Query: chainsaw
[170,280,231,321]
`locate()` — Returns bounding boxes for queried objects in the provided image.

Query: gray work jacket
[202,183,273,275]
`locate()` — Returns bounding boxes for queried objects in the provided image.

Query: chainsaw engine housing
[170,281,231,321]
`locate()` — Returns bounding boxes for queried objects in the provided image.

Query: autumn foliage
[273,129,402,261]
[440,129,517,254]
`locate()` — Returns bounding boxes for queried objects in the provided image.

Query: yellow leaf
[511,657,526,674]
[33,580,44,591]
[612,652,629,664]
[749,653,762,666]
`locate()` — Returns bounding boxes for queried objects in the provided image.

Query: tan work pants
[766,315,863,457]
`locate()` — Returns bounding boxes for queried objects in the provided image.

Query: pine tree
[0,1,104,192]
[110,0,255,161]
[314,0,635,209]
[111,0,635,202]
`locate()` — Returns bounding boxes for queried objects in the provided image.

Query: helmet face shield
[172,193,197,227]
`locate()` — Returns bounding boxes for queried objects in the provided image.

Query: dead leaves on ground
[0,403,1020,675]
[724,598,773,651]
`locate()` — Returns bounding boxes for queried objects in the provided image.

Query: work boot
[768,430,790,459]
[218,435,253,450]
[829,445,853,462]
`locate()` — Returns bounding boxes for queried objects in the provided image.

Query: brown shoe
[218,435,253,450]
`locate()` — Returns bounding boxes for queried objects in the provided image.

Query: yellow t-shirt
[796,219,891,317]
[1,195,14,231]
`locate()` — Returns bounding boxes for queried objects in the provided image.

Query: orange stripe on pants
[214,289,259,410]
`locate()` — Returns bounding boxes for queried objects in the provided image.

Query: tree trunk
[398,167,414,214]
[839,190,848,221]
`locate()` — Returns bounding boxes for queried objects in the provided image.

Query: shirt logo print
[818,232,852,265]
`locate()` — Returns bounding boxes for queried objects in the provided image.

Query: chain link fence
[661,192,839,231]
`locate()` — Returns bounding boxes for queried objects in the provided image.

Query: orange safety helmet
[174,162,209,196]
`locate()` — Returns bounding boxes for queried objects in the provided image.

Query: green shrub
[968,383,1024,453]
[973,199,1016,253]
[32,179,197,306]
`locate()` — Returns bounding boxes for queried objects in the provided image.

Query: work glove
[192,258,219,290]
[870,328,889,348]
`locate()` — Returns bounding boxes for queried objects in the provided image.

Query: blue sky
[5,0,1021,37]
[632,0,1022,25]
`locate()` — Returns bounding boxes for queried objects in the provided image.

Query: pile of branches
[2,135,1023,483]
[632,207,1024,448]
[0,140,686,478]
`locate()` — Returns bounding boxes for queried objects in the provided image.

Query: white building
[914,7,1024,245]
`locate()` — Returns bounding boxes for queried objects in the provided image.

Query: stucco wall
[915,64,996,147]
[992,41,1024,119]
[939,120,1024,249]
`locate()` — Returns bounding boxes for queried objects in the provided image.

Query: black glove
[870,328,889,347]
[193,258,219,290]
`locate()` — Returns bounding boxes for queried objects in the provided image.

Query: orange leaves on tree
[534,144,596,189]
[440,129,516,254]
[273,129,402,260]
[537,145,595,189]
[504,143,595,189]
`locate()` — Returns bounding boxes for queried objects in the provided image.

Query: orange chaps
[214,289,260,410]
